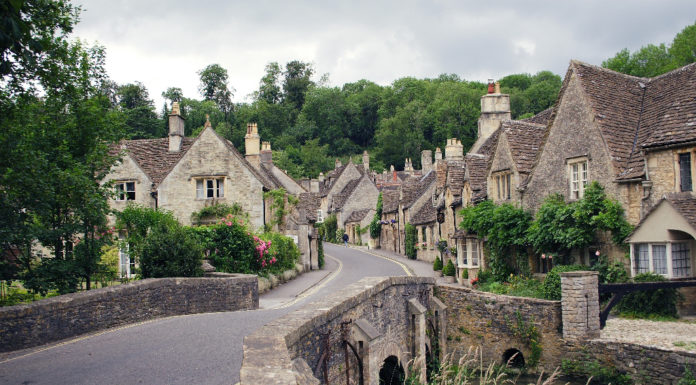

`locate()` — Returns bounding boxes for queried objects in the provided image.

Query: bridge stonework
[241,276,443,385]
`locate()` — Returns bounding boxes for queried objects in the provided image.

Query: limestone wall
[0,275,258,353]
[104,153,155,217]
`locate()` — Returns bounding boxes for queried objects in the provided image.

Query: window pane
[207,179,214,198]
[680,153,692,192]
[652,244,667,275]
[471,241,479,267]
[217,178,224,197]
[196,180,204,198]
[672,242,691,277]
[635,244,649,274]
[115,183,125,201]
[505,174,511,199]
[126,182,135,200]
[461,241,467,266]
[497,176,501,200]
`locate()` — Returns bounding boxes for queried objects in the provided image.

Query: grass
[0,281,59,307]
[478,276,545,299]
[674,341,696,350]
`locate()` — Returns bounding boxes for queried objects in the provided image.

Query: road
[0,244,408,385]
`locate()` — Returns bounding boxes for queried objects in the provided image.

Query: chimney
[245,123,261,166]
[310,178,320,193]
[362,150,370,171]
[335,158,342,169]
[471,79,511,154]
[434,147,442,164]
[168,102,185,152]
[318,172,325,183]
[445,139,464,161]
[421,150,432,173]
[487,79,495,94]
[260,141,272,165]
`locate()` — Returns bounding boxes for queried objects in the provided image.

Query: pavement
[345,244,451,284]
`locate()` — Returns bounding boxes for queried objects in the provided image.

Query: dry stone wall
[0,275,258,353]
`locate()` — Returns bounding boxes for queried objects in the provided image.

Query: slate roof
[521,108,553,125]
[382,190,401,213]
[401,171,436,209]
[410,201,436,225]
[446,161,466,197]
[332,177,361,211]
[475,128,500,157]
[345,208,372,223]
[500,120,547,174]
[297,192,321,223]
[122,137,196,187]
[464,154,489,203]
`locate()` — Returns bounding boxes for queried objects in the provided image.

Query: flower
[541,254,546,259]
[595,250,601,256]
[470,277,479,285]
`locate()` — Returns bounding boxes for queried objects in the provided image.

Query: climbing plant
[263,188,299,229]
[505,311,542,367]
[405,223,417,259]
[369,192,383,239]
[190,202,246,225]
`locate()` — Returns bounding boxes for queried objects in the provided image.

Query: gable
[489,133,515,175]
[628,199,696,243]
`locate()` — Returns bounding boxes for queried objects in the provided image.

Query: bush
[258,232,300,275]
[433,257,443,271]
[615,272,681,318]
[561,357,632,385]
[591,255,629,284]
[540,264,586,300]
[323,214,337,242]
[316,223,325,268]
[208,221,257,274]
[139,224,203,278]
[405,223,417,259]
[476,269,493,284]
[23,258,80,295]
[461,268,469,279]
[443,259,456,276]
[191,202,246,225]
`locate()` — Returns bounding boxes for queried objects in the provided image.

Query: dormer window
[115,181,135,201]
[196,178,224,199]
[568,158,588,199]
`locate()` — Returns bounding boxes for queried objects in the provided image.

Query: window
[635,243,650,274]
[470,240,479,267]
[679,153,692,192]
[569,160,588,199]
[460,240,468,267]
[495,172,511,201]
[119,243,135,278]
[115,181,135,201]
[672,242,691,277]
[652,244,667,275]
[196,178,224,199]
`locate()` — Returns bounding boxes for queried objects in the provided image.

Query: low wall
[436,284,564,372]
[0,275,258,353]
[241,276,438,385]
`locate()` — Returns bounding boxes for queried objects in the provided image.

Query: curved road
[0,244,408,385]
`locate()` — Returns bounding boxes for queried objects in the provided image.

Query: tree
[161,87,184,105]
[258,61,282,104]
[117,82,162,138]
[198,64,234,119]
[283,60,314,117]
[669,23,696,68]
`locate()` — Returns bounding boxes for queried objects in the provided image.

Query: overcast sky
[72,1,694,108]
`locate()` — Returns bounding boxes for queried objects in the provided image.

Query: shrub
[461,268,469,279]
[476,269,493,284]
[191,202,246,225]
[433,257,443,271]
[208,221,257,274]
[23,258,80,295]
[258,232,300,275]
[138,223,203,278]
[323,214,337,242]
[405,223,417,259]
[540,264,586,300]
[615,272,681,318]
[561,357,632,385]
[316,223,325,268]
[591,255,629,284]
[336,229,346,244]
[443,259,456,276]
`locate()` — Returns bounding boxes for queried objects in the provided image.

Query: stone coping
[560,270,598,277]
[241,276,435,384]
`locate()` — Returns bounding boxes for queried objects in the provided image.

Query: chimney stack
[335,158,342,169]
[421,150,432,173]
[434,147,442,164]
[168,102,185,152]
[362,150,370,171]
[445,139,464,161]
[245,123,261,166]
[471,79,510,154]
[260,141,272,165]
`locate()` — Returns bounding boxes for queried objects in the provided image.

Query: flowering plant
[470,277,479,286]
[253,235,275,268]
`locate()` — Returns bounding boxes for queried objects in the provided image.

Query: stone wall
[0,275,258,353]
[241,276,441,385]
[436,284,564,372]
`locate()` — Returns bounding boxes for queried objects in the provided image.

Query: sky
[72,1,695,108]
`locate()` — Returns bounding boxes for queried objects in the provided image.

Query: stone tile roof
[410,201,436,225]
[501,120,547,174]
[260,164,283,190]
[401,171,436,209]
[332,177,361,211]
[219,138,276,190]
[382,190,400,213]
[521,108,553,125]
[345,208,372,223]
[435,161,448,192]
[297,192,321,223]
[122,137,196,187]
[464,154,489,203]
[446,161,466,197]
[475,129,500,157]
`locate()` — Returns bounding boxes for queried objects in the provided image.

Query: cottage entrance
[379,355,405,385]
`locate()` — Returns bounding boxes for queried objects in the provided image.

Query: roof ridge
[570,59,649,82]
[646,61,696,82]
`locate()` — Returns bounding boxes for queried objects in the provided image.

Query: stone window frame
[195,177,225,199]
[630,241,693,279]
[567,156,588,200]
[492,170,511,201]
[114,181,136,201]
[677,150,694,192]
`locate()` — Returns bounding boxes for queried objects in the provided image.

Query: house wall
[487,134,523,205]
[104,153,154,217]
[380,211,400,253]
[522,73,622,216]
[645,146,696,212]
[326,163,362,214]
[157,128,265,228]
[415,222,440,262]
[340,177,379,228]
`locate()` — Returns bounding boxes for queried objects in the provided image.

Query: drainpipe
[150,190,158,210]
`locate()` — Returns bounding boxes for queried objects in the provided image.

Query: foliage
[476,269,493,285]
[264,188,298,230]
[369,192,383,239]
[678,366,696,385]
[139,223,203,278]
[461,268,469,279]
[615,272,681,319]
[433,257,443,271]
[479,275,544,299]
[336,229,346,244]
[590,255,629,284]
[540,264,586,300]
[405,223,418,259]
[23,258,81,295]
[115,204,179,264]
[442,259,456,276]
[505,311,542,367]
[323,214,338,243]
[116,82,162,139]
[207,220,256,274]
[258,232,300,275]
[561,356,632,385]
[0,282,58,307]
[198,63,233,118]
[191,202,247,225]
[316,224,325,268]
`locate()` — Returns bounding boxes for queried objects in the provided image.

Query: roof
[296,192,321,223]
[382,190,400,213]
[475,128,500,157]
[260,164,283,189]
[331,177,361,211]
[464,154,489,202]
[219,137,275,190]
[410,201,436,225]
[345,208,372,223]
[521,108,553,125]
[446,161,466,197]
[627,192,696,240]
[122,137,196,187]
[500,120,547,174]
[401,171,436,209]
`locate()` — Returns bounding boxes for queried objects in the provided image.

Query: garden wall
[0,274,258,353]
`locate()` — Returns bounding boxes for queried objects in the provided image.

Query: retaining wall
[0,275,258,352]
